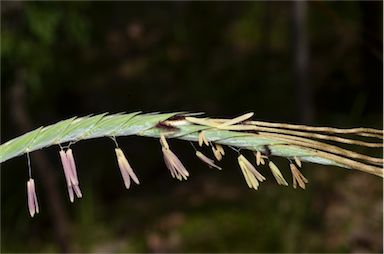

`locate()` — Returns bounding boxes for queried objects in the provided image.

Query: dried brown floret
[290,163,308,189]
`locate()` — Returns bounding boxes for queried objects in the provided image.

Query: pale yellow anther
[115,148,140,189]
[212,146,222,161]
[237,155,265,190]
[256,151,261,166]
[216,144,225,155]
[198,131,209,147]
[162,148,189,180]
[196,151,222,170]
[239,161,253,188]
[268,161,288,186]
[294,156,302,168]
[255,151,266,166]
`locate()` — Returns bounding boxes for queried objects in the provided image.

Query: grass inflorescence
[0,111,382,217]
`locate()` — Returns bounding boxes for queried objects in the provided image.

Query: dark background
[1,1,382,253]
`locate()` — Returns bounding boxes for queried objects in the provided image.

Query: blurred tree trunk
[9,71,71,253]
[292,1,315,123]
[359,2,383,124]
